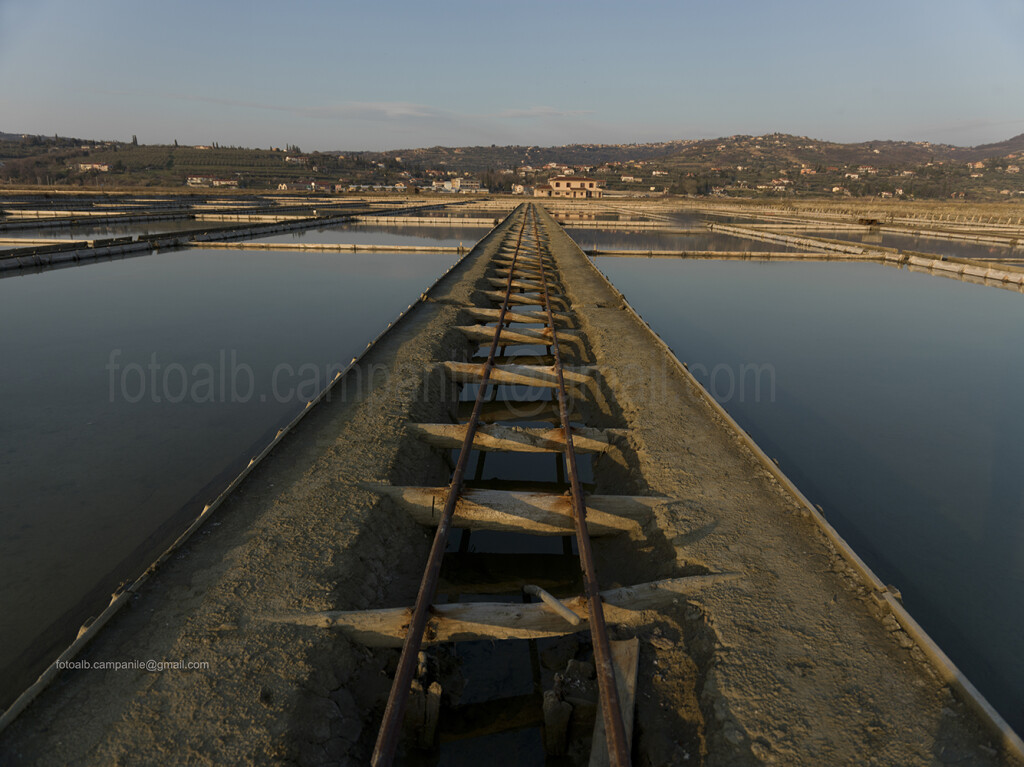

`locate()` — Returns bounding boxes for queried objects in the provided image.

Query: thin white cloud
[88,88,598,129]
[163,94,437,121]
[936,118,1024,135]
[300,102,443,121]
[889,117,1024,146]
[493,106,595,119]
[89,89,449,123]
[80,87,618,148]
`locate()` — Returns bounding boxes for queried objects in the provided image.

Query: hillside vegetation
[2,131,1023,200]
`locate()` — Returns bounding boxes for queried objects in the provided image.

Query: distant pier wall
[0,214,358,274]
[709,222,1024,292]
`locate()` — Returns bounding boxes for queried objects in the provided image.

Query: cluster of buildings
[277,181,338,193]
[270,177,491,194]
[181,147,1024,200]
[256,155,614,197]
[187,176,239,188]
[531,176,604,199]
[261,173,611,198]
[429,177,485,193]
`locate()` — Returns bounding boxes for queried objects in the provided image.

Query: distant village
[184,156,615,198]
[2,132,1023,200]
[173,149,1024,201]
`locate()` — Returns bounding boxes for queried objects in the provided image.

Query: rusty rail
[531,211,631,765]
[371,206,531,765]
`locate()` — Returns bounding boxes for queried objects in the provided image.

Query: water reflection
[569,228,798,252]
[0,219,202,240]
[795,228,1021,261]
[549,211,647,222]
[594,257,1024,733]
[0,246,460,709]
[249,223,490,248]
[662,210,704,227]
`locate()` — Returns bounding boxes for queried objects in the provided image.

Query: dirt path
[1,204,1019,766]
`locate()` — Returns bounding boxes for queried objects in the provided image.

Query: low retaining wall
[709,222,1024,291]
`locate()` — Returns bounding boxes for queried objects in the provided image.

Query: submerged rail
[371,204,633,764]
[371,208,530,765]
[531,214,631,764]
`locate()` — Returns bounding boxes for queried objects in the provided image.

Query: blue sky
[2,0,1023,151]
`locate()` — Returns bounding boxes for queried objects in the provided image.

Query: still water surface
[0,219,202,241]
[250,223,489,248]
[571,229,799,252]
[593,256,1024,732]
[795,229,1022,261]
[0,246,460,707]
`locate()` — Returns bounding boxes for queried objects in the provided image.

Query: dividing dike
[0,205,1020,766]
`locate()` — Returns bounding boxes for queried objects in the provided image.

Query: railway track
[373,203,633,764]
[2,201,1019,765]
[271,202,1024,763]
[355,204,688,765]
[280,203,733,764]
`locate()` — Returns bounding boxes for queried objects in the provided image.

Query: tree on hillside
[480,168,512,192]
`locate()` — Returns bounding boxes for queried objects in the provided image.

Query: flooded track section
[1,205,1021,766]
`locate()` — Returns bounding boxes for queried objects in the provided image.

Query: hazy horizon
[2,0,1023,152]
[4,127,1024,156]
